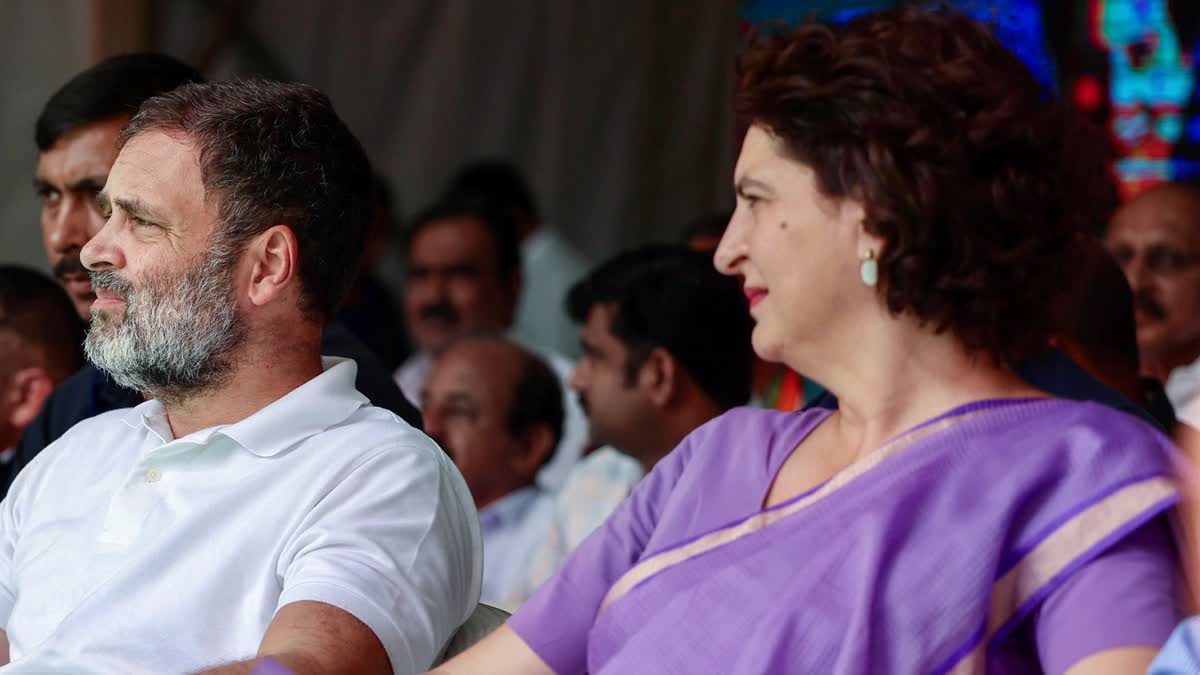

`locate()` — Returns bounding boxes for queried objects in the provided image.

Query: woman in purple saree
[432,7,1182,675]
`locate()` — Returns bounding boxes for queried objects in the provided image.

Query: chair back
[433,603,512,666]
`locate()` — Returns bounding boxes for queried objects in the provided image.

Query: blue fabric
[1150,618,1200,674]
[806,348,1164,431]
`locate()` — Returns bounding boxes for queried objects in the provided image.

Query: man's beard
[84,247,246,406]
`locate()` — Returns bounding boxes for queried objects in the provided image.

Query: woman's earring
[860,249,878,287]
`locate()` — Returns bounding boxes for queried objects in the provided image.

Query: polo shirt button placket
[144,468,162,484]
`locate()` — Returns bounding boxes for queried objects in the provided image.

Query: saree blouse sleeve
[507,417,707,674]
[1034,516,1181,675]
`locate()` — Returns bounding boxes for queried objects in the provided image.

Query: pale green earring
[860,249,878,287]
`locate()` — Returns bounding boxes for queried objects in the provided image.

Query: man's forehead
[1111,194,1200,245]
[410,218,498,263]
[107,131,208,212]
[35,117,127,182]
[432,347,515,399]
[582,304,624,348]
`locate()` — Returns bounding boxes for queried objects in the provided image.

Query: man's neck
[635,400,724,473]
[159,346,324,439]
[1144,339,1200,382]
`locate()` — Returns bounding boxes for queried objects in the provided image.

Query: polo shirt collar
[121,357,368,457]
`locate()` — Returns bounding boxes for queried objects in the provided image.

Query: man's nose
[80,218,124,272]
[1125,255,1151,291]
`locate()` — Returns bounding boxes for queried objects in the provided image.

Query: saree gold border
[596,408,994,617]
[946,476,1177,674]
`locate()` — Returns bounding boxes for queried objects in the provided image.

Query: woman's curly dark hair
[736,7,1117,363]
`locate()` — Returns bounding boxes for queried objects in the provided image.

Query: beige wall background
[1,1,739,283]
[0,1,91,273]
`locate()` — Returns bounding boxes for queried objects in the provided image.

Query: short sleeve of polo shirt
[275,442,480,674]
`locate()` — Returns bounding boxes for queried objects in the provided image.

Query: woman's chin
[751,329,784,364]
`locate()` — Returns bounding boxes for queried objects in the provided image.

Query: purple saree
[510,399,1182,674]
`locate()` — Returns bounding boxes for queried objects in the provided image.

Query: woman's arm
[1062,647,1157,675]
[1035,518,1180,675]
[428,626,552,675]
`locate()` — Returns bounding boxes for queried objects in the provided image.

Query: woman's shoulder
[661,406,833,482]
[993,398,1178,476]
[684,406,831,451]
[1034,398,1171,444]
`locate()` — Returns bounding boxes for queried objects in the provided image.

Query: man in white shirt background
[396,197,586,491]
[1106,182,1200,430]
[0,266,82,462]
[0,79,480,674]
[421,335,562,609]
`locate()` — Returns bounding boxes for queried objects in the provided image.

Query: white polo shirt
[0,358,481,674]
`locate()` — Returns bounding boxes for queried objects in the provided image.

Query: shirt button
[144,468,162,483]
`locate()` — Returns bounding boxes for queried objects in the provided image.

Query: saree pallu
[584,400,1178,673]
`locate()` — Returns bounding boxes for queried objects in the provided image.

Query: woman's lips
[745,287,767,309]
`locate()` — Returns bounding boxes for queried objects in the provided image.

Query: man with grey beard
[0,80,481,674]
[9,52,422,499]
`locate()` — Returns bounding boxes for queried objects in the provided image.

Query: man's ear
[638,347,678,408]
[7,367,55,431]
[512,423,556,481]
[245,225,300,309]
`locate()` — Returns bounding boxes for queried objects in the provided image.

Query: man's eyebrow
[66,176,107,193]
[32,175,108,194]
[444,392,477,407]
[112,195,168,223]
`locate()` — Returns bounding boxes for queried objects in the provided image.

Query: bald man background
[1106,182,1200,429]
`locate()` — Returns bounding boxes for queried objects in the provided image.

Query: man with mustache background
[11,53,421,495]
[1107,183,1200,432]
[396,197,586,490]
[0,79,480,673]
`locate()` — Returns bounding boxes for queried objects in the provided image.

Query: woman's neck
[787,319,1042,464]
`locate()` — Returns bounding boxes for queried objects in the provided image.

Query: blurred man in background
[0,266,83,460]
[398,195,586,490]
[519,245,754,596]
[442,160,589,360]
[423,336,562,607]
[1054,236,1176,430]
[334,174,412,372]
[34,54,203,322]
[566,245,753,473]
[1106,182,1200,430]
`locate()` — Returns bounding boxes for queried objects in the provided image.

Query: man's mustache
[89,270,135,299]
[53,254,89,281]
[1133,291,1168,322]
[418,302,460,323]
